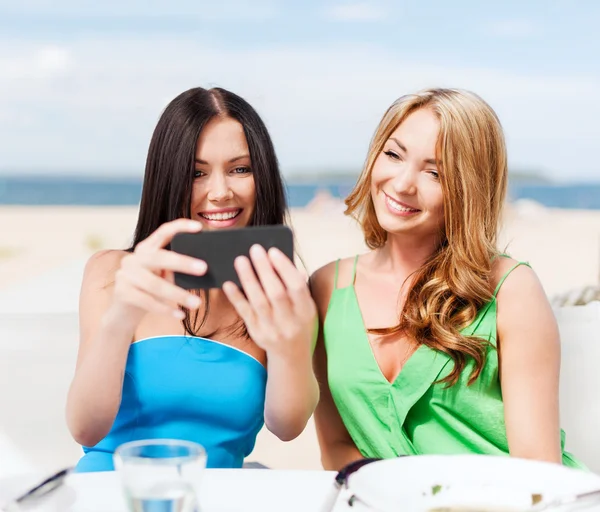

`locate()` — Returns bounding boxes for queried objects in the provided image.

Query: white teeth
[386,196,418,213]
[201,210,240,221]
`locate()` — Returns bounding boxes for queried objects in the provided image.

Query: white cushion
[555,301,600,472]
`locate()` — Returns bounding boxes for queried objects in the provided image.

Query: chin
[375,212,422,237]
[380,223,413,236]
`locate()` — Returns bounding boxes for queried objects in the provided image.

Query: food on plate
[425,484,543,512]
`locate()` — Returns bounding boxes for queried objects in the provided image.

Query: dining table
[0,467,345,511]
[5,454,600,512]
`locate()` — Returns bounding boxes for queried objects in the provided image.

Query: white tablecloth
[0,469,344,511]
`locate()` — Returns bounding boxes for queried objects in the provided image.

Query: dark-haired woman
[66,87,319,472]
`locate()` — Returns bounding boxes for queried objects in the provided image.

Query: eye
[383,150,402,161]
[428,170,440,180]
[194,170,206,178]
[231,166,252,174]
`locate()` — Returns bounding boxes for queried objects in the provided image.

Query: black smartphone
[170,225,294,290]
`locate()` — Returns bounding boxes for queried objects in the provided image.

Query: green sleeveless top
[323,255,584,469]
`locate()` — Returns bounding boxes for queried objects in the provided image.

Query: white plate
[345,455,600,512]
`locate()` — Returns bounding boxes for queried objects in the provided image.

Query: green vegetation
[285,168,552,184]
[85,234,106,251]
[508,170,552,184]
[0,246,20,260]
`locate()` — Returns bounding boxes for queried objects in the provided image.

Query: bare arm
[66,219,207,447]
[223,246,319,441]
[263,342,319,441]
[66,250,137,447]
[310,263,363,470]
[497,263,562,464]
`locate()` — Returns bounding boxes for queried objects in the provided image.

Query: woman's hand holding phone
[222,244,317,359]
[109,219,208,328]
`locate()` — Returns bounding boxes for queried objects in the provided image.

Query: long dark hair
[129,87,287,337]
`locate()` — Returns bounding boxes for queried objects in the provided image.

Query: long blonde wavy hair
[345,88,508,386]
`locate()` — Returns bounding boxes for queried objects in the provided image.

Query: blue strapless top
[75,335,267,472]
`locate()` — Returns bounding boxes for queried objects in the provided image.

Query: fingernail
[173,310,185,319]
[187,296,201,308]
[192,261,207,273]
[269,247,282,257]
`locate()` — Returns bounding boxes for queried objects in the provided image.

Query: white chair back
[556,301,600,473]
[0,312,82,476]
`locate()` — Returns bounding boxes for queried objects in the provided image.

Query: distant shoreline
[0,170,559,183]
[0,175,599,209]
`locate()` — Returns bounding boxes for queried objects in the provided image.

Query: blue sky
[0,0,598,181]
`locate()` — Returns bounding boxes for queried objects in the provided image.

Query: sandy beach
[0,201,599,476]
[1,200,598,296]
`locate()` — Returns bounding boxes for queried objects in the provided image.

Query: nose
[391,165,418,196]
[206,172,233,202]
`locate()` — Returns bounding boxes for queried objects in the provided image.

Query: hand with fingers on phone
[222,244,317,359]
[222,243,320,440]
[109,218,209,329]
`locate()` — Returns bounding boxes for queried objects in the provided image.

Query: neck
[374,232,440,275]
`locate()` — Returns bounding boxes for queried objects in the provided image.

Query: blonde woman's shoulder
[491,255,543,300]
[311,256,358,289]
[310,256,355,315]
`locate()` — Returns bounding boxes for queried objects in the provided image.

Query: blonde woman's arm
[310,263,363,471]
[496,260,562,464]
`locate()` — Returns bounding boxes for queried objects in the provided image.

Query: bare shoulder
[309,260,337,317]
[491,255,544,300]
[309,256,354,316]
[82,249,128,291]
[79,250,131,345]
[492,255,557,345]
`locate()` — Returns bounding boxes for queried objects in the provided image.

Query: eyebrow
[389,137,439,166]
[195,154,250,165]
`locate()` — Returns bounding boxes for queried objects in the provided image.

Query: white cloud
[0,44,71,84]
[485,19,538,39]
[34,46,71,73]
[0,37,598,181]
[323,2,384,21]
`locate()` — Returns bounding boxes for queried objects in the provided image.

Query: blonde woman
[310,88,584,471]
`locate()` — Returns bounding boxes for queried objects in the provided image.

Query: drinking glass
[114,439,207,512]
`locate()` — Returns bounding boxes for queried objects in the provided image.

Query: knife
[2,467,73,511]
